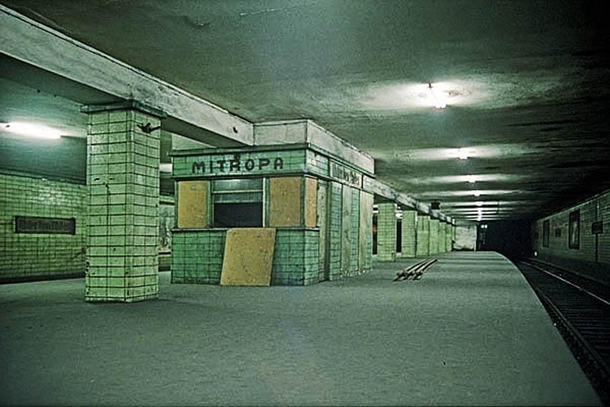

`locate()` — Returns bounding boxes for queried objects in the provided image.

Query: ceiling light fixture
[1,122,62,139]
[457,148,469,160]
[159,163,173,173]
[428,83,446,109]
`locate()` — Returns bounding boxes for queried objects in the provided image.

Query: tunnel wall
[532,188,610,284]
[0,172,87,282]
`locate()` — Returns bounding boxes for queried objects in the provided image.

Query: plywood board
[177,181,208,228]
[359,191,373,271]
[269,177,301,227]
[304,177,317,228]
[341,185,352,275]
[317,181,328,281]
[220,228,276,286]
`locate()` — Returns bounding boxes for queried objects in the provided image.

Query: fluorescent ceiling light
[159,163,173,173]
[456,148,469,160]
[428,83,446,109]
[466,175,477,184]
[1,122,61,139]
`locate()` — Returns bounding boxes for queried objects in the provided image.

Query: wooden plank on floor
[220,228,276,286]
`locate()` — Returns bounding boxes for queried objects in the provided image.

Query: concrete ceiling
[1,0,609,222]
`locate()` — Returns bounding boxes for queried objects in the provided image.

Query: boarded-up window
[177,181,208,228]
[269,177,301,227]
[304,177,317,228]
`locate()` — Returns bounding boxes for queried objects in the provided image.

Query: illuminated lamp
[1,122,61,139]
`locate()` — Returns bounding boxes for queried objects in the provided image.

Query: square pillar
[438,221,447,252]
[376,202,397,261]
[83,101,164,302]
[429,218,440,254]
[446,222,453,252]
[451,225,457,251]
[416,214,430,257]
[401,210,417,258]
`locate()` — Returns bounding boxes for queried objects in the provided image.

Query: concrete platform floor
[0,251,601,406]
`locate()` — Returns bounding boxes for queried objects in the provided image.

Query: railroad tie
[393,258,438,282]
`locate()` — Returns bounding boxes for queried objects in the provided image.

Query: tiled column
[438,221,447,252]
[376,202,397,261]
[416,214,430,257]
[401,209,417,258]
[429,218,440,254]
[451,224,456,251]
[445,222,453,252]
[83,101,164,302]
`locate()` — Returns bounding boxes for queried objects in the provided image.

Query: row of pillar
[80,103,452,302]
[376,203,454,261]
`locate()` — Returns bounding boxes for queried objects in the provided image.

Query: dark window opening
[214,202,263,227]
[212,179,263,228]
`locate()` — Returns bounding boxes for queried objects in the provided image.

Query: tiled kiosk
[171,128,374,286]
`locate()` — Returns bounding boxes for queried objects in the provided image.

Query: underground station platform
[0,251,600,406]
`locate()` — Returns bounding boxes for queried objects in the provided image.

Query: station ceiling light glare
[466,175,477,184]
[457,148,470,160]
[1,122,62,139]
[427,83,446,109]
[159,163,173,173]
[473,191,481,197]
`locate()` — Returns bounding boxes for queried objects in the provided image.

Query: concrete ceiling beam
[0,5,253,147]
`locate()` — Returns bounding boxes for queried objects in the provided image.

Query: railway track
[515,259,610,404]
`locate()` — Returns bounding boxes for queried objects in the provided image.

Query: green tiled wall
[438,221,447,252]
[376,203,397,261]
[272,229,320,285]
[348,187,360,275]
[171,230,226,284]
[328,182,343,280]
[305,150,329,177]
[0,173,87,281]
[446,223,453,252]
[429,218,440,254]
[85,109,160,302]
[171,229,319,286]
[401,210,417,258]
[416,215,430,257]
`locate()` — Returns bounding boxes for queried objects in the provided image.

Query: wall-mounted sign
[329,161,362,188]
[592,221,604,235]
[175,150,305,178]
[15,216,76,235]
